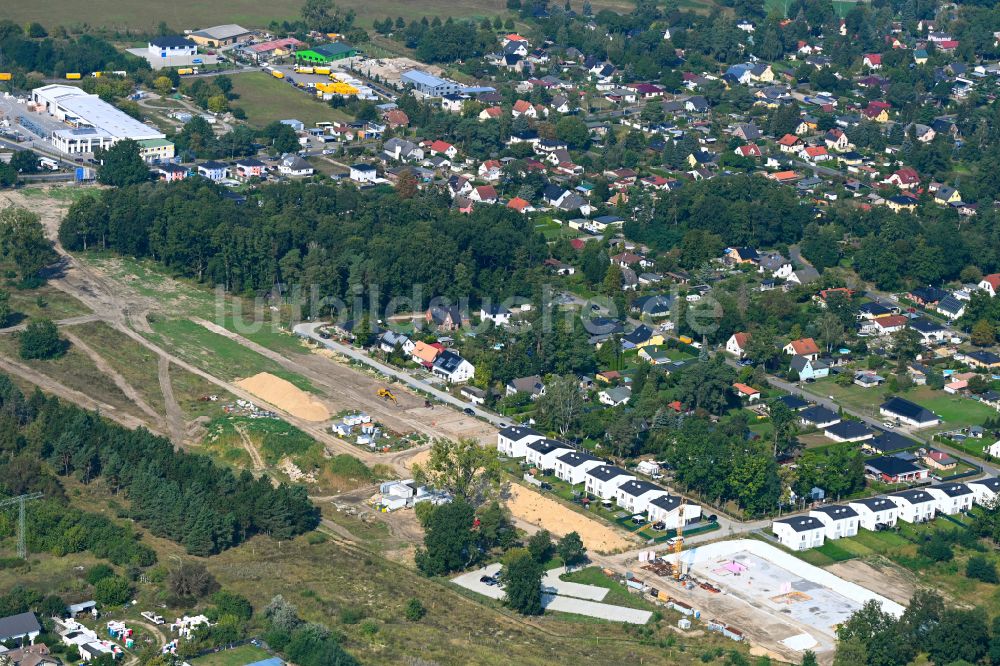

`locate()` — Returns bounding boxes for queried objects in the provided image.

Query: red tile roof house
[733,383,761,402]
[735,143,762,157]
[470,185,498,203]
[507,197,534,214]
[883,167,920,189]
[862,53,882,69]
[783,337,821,360]
[726,332,751,358]
[512,99,537,117]
[777,134,802,152]
[428,140,457,159]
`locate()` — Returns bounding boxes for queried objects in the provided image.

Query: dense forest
[60,180,549,308]
[0,20,146,79]
[0,374,318,556]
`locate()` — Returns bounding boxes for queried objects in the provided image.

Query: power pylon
[0,493,42,559]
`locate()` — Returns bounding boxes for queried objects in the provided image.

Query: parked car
[652,522,666,531]
[463,407,475,416]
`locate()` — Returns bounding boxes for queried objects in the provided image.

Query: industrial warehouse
[28,85,172,159]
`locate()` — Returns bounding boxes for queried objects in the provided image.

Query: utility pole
[0,493,42,559]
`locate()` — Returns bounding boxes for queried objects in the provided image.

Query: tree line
[0,373,319,556]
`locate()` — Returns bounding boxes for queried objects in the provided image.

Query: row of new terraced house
[498,426,702,529]
[771,477,1000,551]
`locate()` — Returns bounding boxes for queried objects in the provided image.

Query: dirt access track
[0,187,494,476]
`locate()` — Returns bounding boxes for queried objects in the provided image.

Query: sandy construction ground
[236,372,331,421]
[505,484,635,554]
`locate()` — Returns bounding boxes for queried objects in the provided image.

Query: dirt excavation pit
[505,484,635,553]
[235,372,330,421]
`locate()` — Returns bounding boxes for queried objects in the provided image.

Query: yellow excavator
[377,388,397,404]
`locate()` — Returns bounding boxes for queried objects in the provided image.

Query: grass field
[4,0,638,31]
[913,391,996,428]
[227,72,353,128]
[191,645,272,666]
[764,0,863,16]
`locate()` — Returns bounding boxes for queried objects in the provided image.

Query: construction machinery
[673,498,686,580]
[377,388,397,404]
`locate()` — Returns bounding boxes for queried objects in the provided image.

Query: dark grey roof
[0,612,40,640]
[868,430,917,453]
[773,515,824,532]
[968,350,1000,365]
[812,504,858,520]
[825,420,872,439]
[800,405,839,424]
[850,496,896,511]
[971,477,1000,492]
[557,450,601,468]
[586,465,631,482]
[909,317,945,334]
[866,456,921,477]
[433,350,467,373]
[777,394,809,411]
[527,438,569,455]
[150,35,194,48]
[928,482,972,498]
[617,479,664,497]
[937,294,965,315]
[499,425,542,441]
[649,494,682,512]
[881,396,938,424]
[889,488,935,504]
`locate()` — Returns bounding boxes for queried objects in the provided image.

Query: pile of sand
[505,484,635,554]
[235,372,330,422]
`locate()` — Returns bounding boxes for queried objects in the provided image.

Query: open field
[191,645,272,666]
[227,72,353,128]
[506,483,636,553]
[3,0,640,32]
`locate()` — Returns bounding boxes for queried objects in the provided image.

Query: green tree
[0,162,17,187]
[527,529,553,563]
[96,139,149,187]
[926,608,989,665]
[800,652,817,666]
[404,598,426,621]
[966,555,998,583]
[19,319,67,360]
[10,150,39,174]
[556,531,586,567]
[500,548,543,615]
[94,576,132,606]
[971,319,996,346]
[415,499,476,576]
[153,76,173,95]
[413,438,503,506]
[555,116,589,149]
[0,207,57,282]
[167,561,218,601]
[0,291,10,328]
[85,563,115,585]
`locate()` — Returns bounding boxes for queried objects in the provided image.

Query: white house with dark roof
[969,477,1000,506]
[525,439,573,471]
[799,405,841,429]
[0,612,41,645]
[771,516,825,550]
[809,505,860,539]
[926,483,974,515]
[496,425,545,458]
[585,465,636,500]
[615,479,669,514]
[848,497,899,531]
[824,420,873,443]
[887,489,936,523]
[554,450,604,485]
[647,495,702,529]
[880,396,941,428]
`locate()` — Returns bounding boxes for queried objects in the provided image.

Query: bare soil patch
[505,484,636,554]
[235,372,330,421]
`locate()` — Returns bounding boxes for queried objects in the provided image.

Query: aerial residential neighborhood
[1,0,1000,663]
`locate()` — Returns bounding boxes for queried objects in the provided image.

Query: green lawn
[227,72,353,128]
[560,567,659,612]
[912,390,996,428]
[191,644,272,666]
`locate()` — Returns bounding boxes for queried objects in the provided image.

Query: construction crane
[673,498,686,580]
[376,388,398,405]
[0,493,42,559]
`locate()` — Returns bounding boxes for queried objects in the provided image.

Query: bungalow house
[621,325,663,350]
[584,465,636,500]
[871,314,909,336]
[726,332,751,358]
[647,495,703,529]
[790,355,829,380]
[848,497,899,531]
[783,337,820,361]
[598,386,632,407]
[880,396,941,427]
[810,505,860,539]
[460,386,486,405]
[506,375,546,399]
[800,405,840,429]
[887,489,936,523]
[496,425,545,458]
[969,477,1000,506]
[639,346,672,365]
[733,383,761,403]
[554,450,604,485]
[965,350,1000,371]
[615,479,669,514]
[978,273,1000,297]
[775,394,809,411]
[866,456,929,484]
[771,516,825,551]
[824,420,873,443]
[735,144,762,158]
[936,294,966,320]
[909,318,948,345]
[922,449,956,471]
[507,197,534,214]
[926,483,974,515]
[801,145,830,162]
[525,438,573,471]
[431,350,474,383]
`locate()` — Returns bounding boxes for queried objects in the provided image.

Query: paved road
[293,322,507,427]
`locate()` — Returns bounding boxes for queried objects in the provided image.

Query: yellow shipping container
[314,67,331,75]
[296,66,315,74]
[91,71,102,77]
[178,68,194,75]
[271,70,285,79]
[0,73,11,81]
[679,335,693,345]
[66,73,82,80]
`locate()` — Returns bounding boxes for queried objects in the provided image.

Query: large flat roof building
[401,70,464,97]
[188,24,253,48]
[31,85,169,159]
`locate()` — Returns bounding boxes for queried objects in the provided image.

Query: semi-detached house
[584,465,635,500]
[496,425,545,458]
